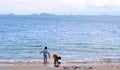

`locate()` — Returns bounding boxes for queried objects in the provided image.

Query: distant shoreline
[0,13,120,16]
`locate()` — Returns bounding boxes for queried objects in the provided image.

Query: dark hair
[58,56,61,59]
[45,46,47,49]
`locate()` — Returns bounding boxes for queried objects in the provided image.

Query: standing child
[40,46,50,63]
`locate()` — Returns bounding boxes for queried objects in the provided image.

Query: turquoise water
[0,15,120,61]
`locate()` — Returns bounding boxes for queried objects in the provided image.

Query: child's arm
[47,51,50,55]
[40,51,43,54]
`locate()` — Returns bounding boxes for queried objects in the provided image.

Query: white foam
[0,59,43,64]
[0,59,120,64]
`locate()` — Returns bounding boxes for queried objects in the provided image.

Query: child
[40,46,50,63]
[53,54,61,67]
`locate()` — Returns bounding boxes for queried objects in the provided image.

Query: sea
[0,15,120,61]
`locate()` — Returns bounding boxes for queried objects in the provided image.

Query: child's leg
[44,55,47,63]
[43,55,45,63]
[54,59,56,67]
[45,58,47,63]
[54,60,56,64]
[54,59,60,67]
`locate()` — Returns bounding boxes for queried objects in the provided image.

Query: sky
[0,0,120,15]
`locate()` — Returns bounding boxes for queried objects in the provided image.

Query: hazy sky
[0,0,120,15]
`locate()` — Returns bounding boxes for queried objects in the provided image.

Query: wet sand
[59,64,120,70]
[0,59,120,70]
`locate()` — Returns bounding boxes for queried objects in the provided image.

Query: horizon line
[0,13,120,16]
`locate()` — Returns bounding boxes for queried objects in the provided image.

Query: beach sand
[0,60,120,70]
[0,64,52,70]
[60,64,120,70]
[0,63,120,70]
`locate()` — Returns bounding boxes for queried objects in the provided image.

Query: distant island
[0,13,118,16]
[39,13,56,16]
[0,13,56,16]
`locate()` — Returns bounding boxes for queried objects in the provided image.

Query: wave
[25,44,43,47]
[0,59,120,64]
[63,43,93,45]
[0,59,43,64]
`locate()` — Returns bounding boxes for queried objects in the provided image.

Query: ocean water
[0,15,120,61]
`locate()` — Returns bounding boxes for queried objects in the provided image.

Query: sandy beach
[0,59,120,70]
[0,64,52,70]
[0,63,120,70]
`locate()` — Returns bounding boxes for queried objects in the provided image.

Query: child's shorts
[44,55,47,59]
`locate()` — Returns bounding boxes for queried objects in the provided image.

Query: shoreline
[0,62,120,70]
[0,59,120,63]
[0,59,120,70]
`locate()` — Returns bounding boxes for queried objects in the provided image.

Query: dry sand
[60,64,120,70]
[0,65,51,70]
[0,63,53,70]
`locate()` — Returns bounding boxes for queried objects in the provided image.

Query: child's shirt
[40,49,49,56]
[53,54,59,59]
